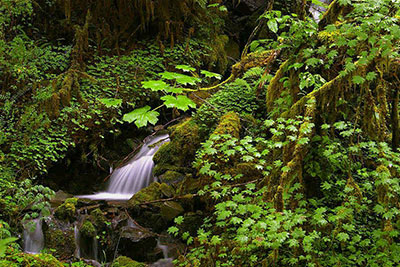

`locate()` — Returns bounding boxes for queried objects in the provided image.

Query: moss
[153,118,201,176]
[90,208,106,227]
[112,256,146,267]
[54,198,77,222]
[212,112,241,138]
[44,228,75,259]
[158,170,185,184]
[128,182,175,208]
[160,201,184,221]
[80,220,96,238]
[3,253,64,267]
[232,50,273,78]
[160,182,174,197]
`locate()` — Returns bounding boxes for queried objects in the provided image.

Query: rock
[112,256,147,267]
[54,198,77,222]
[158,171,185,185]
[50,190,73,207]
[128,182,174,208]
[160,202,184,221]
[43,219,76,260]
[90,208,107,228]
[153,119,201,177]
[118,225,158,262]
[80,220,96,238]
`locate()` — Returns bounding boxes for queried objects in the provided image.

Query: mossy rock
[153,119,201,176]
[213,111,241,138]
[90,208,107,227]
[44,228,75,259]
[128,182,174,208]
[112,256,146,267]
[80,220,96,238]
[158,170,185,184]
[160,201,184,221]
[2,253,63,267]
[54,198,77,222]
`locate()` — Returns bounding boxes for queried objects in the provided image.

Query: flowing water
[77,134,169,201]
[23,218,44,254]
[151,240,173,267]
[310,0,332,21]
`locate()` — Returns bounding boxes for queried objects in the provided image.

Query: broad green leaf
[142,80,169,91]
[122,106,159,128]
[176,65,195,72]
[200,70,222,80]
[99,98,122,108]
[161,95,196,111]
[267,19,278,33]
[160,71,201,85]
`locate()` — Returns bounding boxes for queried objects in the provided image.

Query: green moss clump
[158,170,185,184]
[112,256,146,267]
[90,208,106,227]
[54,198,77,222]
[153,118,201,177]
[213,112,241,138]
[44,228,75,259]
[128,182,175,208]
[80,220,96,238]
[2,253,64,267]
[160,201,184,221]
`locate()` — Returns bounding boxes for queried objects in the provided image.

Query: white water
[151,240,173,267]
[310,0,331,21]
[23,218,44,254]
[77,134,169,201]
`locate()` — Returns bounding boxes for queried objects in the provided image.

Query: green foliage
[172,121,400,266]
[122,65,221,127]
[193,78,263,136]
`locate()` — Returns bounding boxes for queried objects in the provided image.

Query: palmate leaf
[200,70,222,80]
[141,80,169,91]
[161,95,196,111]
[122,106,159,128]
[99,98,122,108]
[160,71,201,85]
[176,65,196,72]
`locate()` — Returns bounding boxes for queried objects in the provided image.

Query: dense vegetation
[2,0,400,266]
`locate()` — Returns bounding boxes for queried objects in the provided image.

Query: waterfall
[77,134,169,201]
[23,218,44,254]
[150,240,173,267]
[309,0,332,21]
[74,224,81,258]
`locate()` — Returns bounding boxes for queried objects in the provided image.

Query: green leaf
[141,80,169,91]
[200,70,222,80]
[176,65,195,72]
[160,71,201,85]
[366,72,377,81]
[122,106,159,128]
[99,98,122,108]
[267,19,278,33]
[352,75,365,85]
[161,95,196,111]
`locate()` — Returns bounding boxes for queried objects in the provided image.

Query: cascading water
[23,218,44,254]
[151,240,173,267]
[310,0,332,21]
[77,134,169,201]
